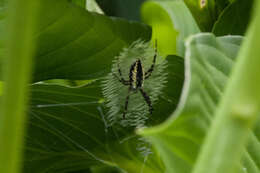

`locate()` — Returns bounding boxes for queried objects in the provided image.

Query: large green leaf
[90,165,123,173]
[212,0,254,36]
[0,0,151,82]
[34,0,151,82]
[141,0,200,57]
[69,0,86,9]
[147,55,184,126]
[26,82,155,173]
[215,0,230,12]
[0,0,5,8]
[139,33,246,173]
[24,53,184,173]
[183,0,217,31]
[96,0,145,21]
[25,82,106,172]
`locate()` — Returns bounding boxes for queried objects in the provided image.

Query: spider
[113,40,157,119]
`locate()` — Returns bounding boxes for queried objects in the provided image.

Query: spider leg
[113,57,130,85]
[123,88,131,119]
[112,73,130,85]
[145,39,157,79]
[139,88,153,114]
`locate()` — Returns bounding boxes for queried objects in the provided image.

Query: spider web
[101,40,168,172]
[26,40,168,173]
[102,40,168,128]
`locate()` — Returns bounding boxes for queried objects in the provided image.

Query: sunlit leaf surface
[139,34,245,173]
[141,0,200,57]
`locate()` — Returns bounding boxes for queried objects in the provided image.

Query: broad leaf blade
[26,82,146,172]
[70,0,86,9]
[212,0,254,36]
[139,33,243,173]
[183,0,217,31]
[141,0,200,57]
[25,82,107,172]
[147,55,184,126]
[24,54,184,173]
[215,0,230,12]
[0,0,151,82]
[34,0,151,82]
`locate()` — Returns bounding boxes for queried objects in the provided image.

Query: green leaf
[25,82,106,172]
[215,0,230,13]
[69,0,86,9]
[193,1,260,172]
[24,53,184,172]
[86,0,104,14]
[212,0,254,36]
[1,0,150,82]
[95,0,145,21]
[141,0,200,57]
[147,54,184,126]
[25,82,162,173]
[0,0,5,8]
[183,0,217,31]
[26,82,151,172]
[139,33,244,173]
[90,165,123,173]
[0,0,39,173]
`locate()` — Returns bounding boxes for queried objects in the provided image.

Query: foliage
[0,0,259,173]
[140,34,244,173]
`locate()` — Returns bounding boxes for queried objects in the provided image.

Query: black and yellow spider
[113,40,157,118]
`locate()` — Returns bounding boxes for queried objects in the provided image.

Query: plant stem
[192,1,260,173]
[0,0,39,173]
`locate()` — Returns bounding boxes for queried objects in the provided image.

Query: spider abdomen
[129,59,144,90]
